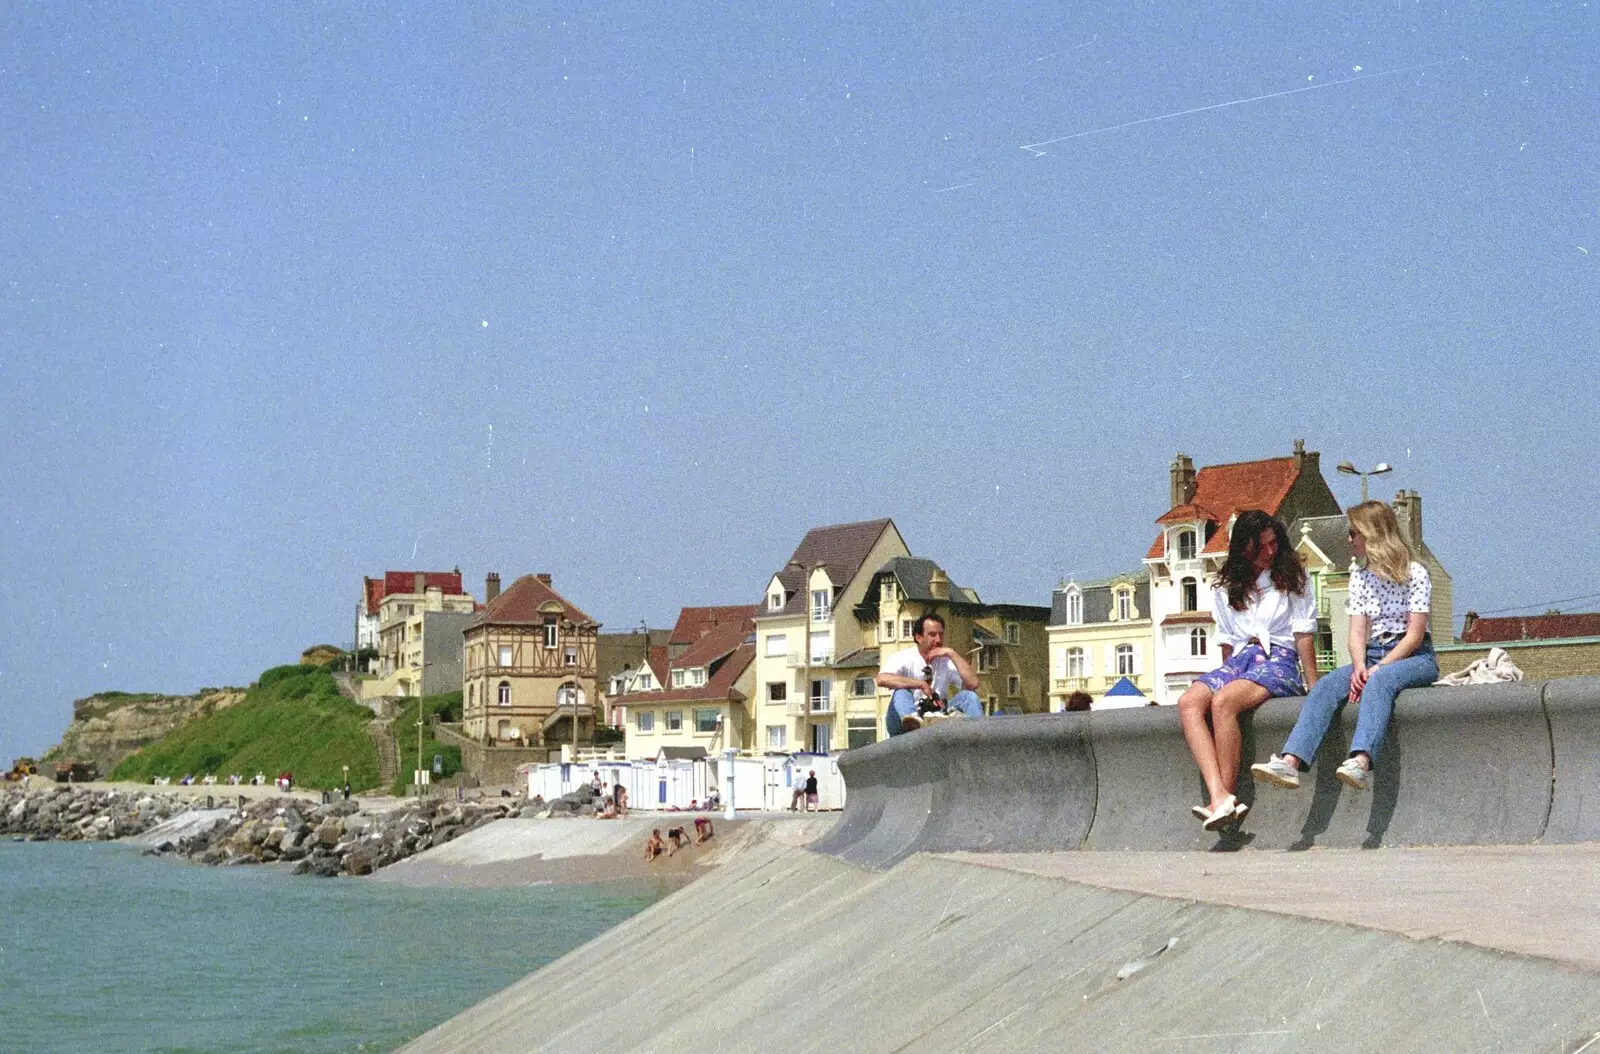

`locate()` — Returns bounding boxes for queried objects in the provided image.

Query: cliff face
[42,689,246,773]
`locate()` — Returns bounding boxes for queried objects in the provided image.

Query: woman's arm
[1348,614,1373,697]
[1294,632,1319,691]
[1376,612,1429,665]
[1219,643,1234,663]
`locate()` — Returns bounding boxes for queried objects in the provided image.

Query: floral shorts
[1193,642,1305,698]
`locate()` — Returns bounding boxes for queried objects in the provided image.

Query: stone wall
[435,723,549,786]
[1435,639,1600,681]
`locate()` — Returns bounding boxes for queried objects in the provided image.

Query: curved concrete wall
[821,679,1596,867]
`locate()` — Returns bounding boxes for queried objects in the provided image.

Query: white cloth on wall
[1435,647,1524,685]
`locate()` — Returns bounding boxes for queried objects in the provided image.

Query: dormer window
[1066,590,1082,625]
[810,589,830,623]
[1115,590,1132,621]
[768,591,783,611]
[672,669,686,688]
[1176,529,1198,561]
[691,667,706,686]
[882,579,896,602]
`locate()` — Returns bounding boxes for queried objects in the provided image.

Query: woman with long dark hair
[1251,500,1439,793]
[1177,510,1319,829]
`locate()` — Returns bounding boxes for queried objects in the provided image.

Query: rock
[343,849,375,876]
[314,819,343,847]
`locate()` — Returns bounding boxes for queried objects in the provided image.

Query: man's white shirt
[881,645,962,702]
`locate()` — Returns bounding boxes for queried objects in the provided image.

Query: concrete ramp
[823,679,1592,864]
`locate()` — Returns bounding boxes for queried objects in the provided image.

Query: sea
[0,840,670,1053]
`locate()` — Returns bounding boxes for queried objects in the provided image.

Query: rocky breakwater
[2,784,529,877]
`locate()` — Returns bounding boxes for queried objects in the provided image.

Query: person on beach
[596,796,618,819]
[877,613,983,734]
[645,829,664,860]
[803,770,819,811]
[665,826,689,856]
[1064,691,1094,712]
[1252,501,1440,793]
[1177,510,1319,831]
[613,783,628,817]
[693,816,714,843]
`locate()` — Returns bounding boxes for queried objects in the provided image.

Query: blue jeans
[885,688,983,736]
[1281,638,1439,766]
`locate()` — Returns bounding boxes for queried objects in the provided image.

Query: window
[769,591,784,611]
[809,631,831,663]
[1007,675,1021,696]
[1177,529,1198,561]
[1005,622,1020,645]
[497,681,511,706]
[542,618,558,649]
[978,645,999,672]
[768,682,787,703]
[638,673,653,690]
[665,710,683,731]
[810,679,831,711]
[672,670,686,688]
[882,619,895,642]
[563,646,577,667]
[852,676,874,697]
[694,709,720,733]
[985,696,998,715]
[1181,577,1199,612]
[468,683,476,708]
[766,725,787,750]
[611,675,625,695]
[497,644,513,667]
[1116,591,1132,621]
[901,618,914,640]
[811,589,830,623]
[497,719,510,739]
[1066,591,1082,625]
[764,633,787,658]
[1190,627,1208,657]
[1116,644,1135,676]
[810,722,831,754]
[846,717,877,750]
[882,579,896,602]
[637,711,655,733]
[691,667,706,687]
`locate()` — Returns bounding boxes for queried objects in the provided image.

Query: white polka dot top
[1347,561,1431,638]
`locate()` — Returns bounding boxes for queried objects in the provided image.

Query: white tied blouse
[1211,570,1317,652]
[1347,561,1431,639]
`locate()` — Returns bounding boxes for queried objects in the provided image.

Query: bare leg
[1177,683,1230,809]
[1211,680,1272,797]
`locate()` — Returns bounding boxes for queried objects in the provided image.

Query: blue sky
[3,2,1596,759]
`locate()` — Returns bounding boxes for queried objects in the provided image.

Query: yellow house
[365,570,477,701]
[1046,570,1156,709]
[617,609,756,759]
[462,573,599,747]
[846,556,1052,735]
[751,519,910,755]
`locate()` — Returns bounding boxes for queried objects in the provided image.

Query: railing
[787,697,836,717]
[1316,650,1339,672]
[1053,677,1091,692]
[787,652,834,668]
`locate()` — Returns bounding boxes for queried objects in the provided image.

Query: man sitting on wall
[877,613,983,735]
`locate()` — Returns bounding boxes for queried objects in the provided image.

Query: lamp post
[785,560,812,754]
[1336,460,1392,503]
[723,746,736,821]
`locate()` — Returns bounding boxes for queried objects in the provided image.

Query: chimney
[413,571,426,595]
[1392,490,1424,550]
[537,573,553,586]
[485,572,501,603]
[1169,453,1196,507]
[1462,610,1478,639]
[928,567,950,601]
[1292,439,1320,481]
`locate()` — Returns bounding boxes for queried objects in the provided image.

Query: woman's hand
[1350,664,1371,700]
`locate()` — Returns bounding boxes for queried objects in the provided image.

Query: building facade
[365,570,477,699]
[462,573,599,746]
[1046,570,1155,709]
[617,608,757,759]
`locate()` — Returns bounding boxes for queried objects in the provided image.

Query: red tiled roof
[381,570,467,598]
[1461,613,1600,644]
[763,518,898,617]
[1148,456,1302,560]
[674,617,755,669]
[467,574,595,629]
[611,644,754,705]
[669,605,760,646]
[363,577,385,616]
[646,646,669,686]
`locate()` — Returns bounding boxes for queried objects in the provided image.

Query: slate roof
[669,605,759,646]
[832,647,881,670]
[1461,613,1600,644]
[466,574,595,630]
[762,518,898,617]
[1291,514,1355,570]
[1050,570,1152,625]
[875,556,981,605]
[1147,456,1304,560]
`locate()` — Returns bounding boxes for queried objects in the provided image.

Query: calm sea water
[0,841,669,1053]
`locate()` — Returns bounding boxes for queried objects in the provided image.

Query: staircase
[367,720,399,786]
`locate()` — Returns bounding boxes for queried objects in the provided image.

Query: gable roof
[1460,613,1600,644]
[1147,456,1304,560]
[611,643,755,705]
[874,556,981,605]
[646,645,669,686]
[669,605,759,646]
[466,574,595,630]
[763,518,899,617]
[1291,514,1355,570]
[673,616,756,670]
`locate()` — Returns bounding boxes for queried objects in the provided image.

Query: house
[596,628,671,727]
[1143,442,1341,703]
[1046,570,1154,709]
[752,519,910,755]
[365,570,478,699]
[461,573,599,747]
[616,608,758,759]
[847,556,1052,734]
[1436,610,1600,681]
[1290,490,1453,670]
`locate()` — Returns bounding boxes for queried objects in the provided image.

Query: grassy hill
[109,665,380,790]
[387,691,464,796]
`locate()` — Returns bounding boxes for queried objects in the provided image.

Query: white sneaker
[1336,756,1370,791]
[1251,755,1301,789]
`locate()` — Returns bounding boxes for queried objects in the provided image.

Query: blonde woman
[1251,501,1439,792]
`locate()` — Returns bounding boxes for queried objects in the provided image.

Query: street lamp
[1336,460,1392,503]
[785,560,813,753]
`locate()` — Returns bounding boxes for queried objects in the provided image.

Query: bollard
[206,795,214,809]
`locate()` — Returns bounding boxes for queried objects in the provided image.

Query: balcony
[1053,677,1091,692]
[787,697,836,717]
[1316,650,1339,672]
[787,652,834,669]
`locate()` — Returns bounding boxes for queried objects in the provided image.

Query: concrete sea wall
[817,678,1600,867]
